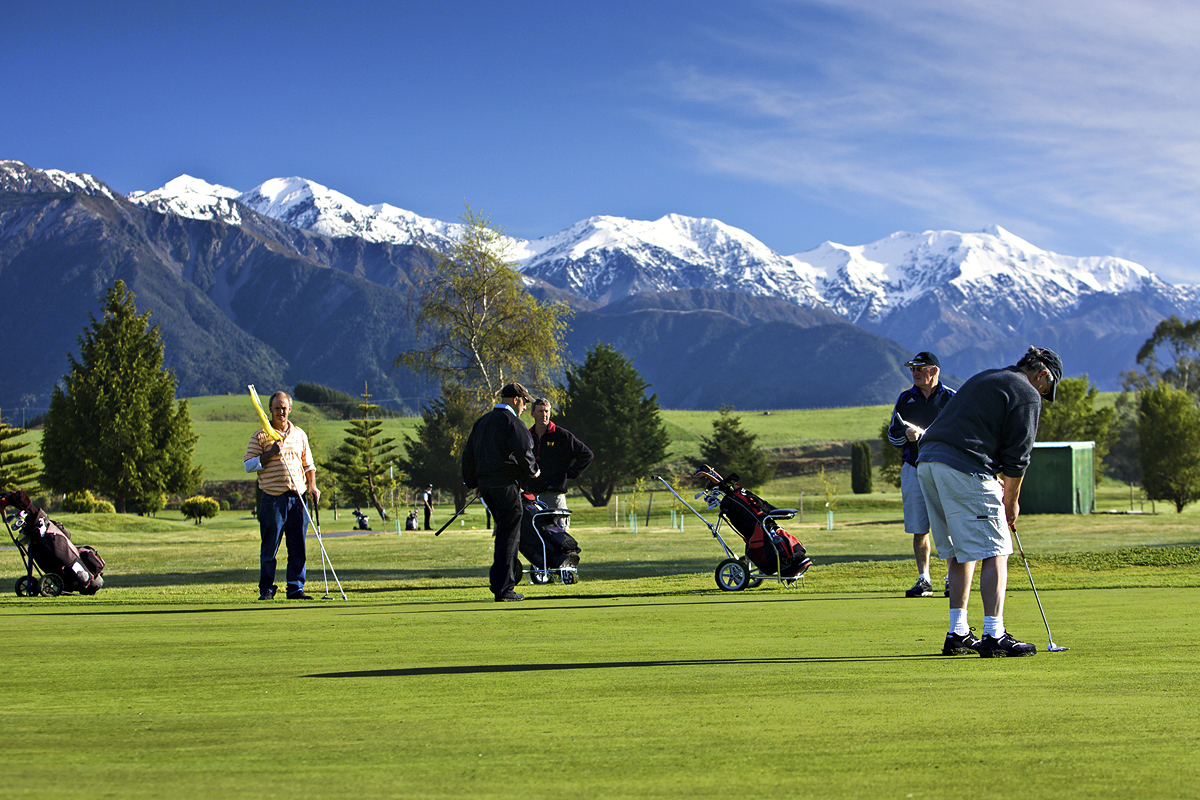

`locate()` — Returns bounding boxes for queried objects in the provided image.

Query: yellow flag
[248,385,283,442]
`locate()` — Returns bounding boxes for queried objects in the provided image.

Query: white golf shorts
[901,462,930,535]
[916,460,1012,562]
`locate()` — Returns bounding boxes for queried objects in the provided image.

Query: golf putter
[1011,526,1069,652]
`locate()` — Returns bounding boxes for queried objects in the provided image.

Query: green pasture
[16,395,900,483]
[14,392,1123,488]
[3,500,1199,798]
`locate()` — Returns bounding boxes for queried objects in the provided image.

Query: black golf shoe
[286,590,314,600]
[906,578,933,597]
[942,628,982,656]
[979,632,1037,658]
[258,585,277,600]
[495,590,524,602]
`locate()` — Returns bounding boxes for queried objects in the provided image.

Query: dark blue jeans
[259,491,307,595]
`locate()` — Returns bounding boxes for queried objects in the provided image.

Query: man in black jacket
[462,382,541,602]
[528,397,593,529]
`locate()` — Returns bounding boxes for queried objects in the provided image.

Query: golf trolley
[653,467,812,591]
[518,494,580,587]
[3,490,105,598]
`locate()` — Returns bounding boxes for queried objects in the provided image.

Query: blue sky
[6,0,1200,282]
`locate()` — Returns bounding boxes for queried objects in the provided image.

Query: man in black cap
[886,351,955,598]
[462,382,541,602]
[917,346,1063,657]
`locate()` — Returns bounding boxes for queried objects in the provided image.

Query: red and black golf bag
[2,490,105,596]
[695,467,812,578]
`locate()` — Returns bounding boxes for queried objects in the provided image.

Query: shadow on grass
[101,559,715,586]
[307,654,941,679]
[62,551,918,590]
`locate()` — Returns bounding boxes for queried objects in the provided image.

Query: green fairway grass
[2,507,1199,799]
[5,393,1195,797]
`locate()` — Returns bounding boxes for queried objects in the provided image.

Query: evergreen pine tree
[40,281,201,512]
[322,385,401,520]
[556,344,670,506]
[691,406,774,491]
[396,383,478,509]
[851,440,873,494]
[0,420,40,492]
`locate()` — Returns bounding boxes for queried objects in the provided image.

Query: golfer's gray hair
[532,396,552,411]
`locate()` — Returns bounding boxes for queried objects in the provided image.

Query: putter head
[1048,643,1069,652]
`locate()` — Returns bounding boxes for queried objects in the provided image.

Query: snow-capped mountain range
[126,173,1192,328]
[9,160,1194,392]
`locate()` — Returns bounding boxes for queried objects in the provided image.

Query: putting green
[1,586,1196,799]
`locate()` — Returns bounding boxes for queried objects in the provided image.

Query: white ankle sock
[949,607,969,635]
[919,572,931,583]
[984,616,1004,638]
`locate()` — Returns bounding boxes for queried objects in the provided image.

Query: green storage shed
[1020,441,1095,514]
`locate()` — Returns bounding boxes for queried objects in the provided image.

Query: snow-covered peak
[100,167,1197,326]
[515,212,828,306]
[129,174,464,249]
[783,226,1165,322]
[0,161,118,199]
[236,177,463,249]
[41,168,119,199]
[517,213,793,270]
[129,175,244,222]
[131,174,241,201]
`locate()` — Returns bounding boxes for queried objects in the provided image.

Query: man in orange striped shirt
[244,391,320,600]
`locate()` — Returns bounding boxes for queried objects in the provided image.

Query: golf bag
[518,493,579,570]
[2,490,105,596]
[353,509,371,530]
[695,467,811,578]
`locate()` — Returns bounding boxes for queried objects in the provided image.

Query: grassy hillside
[10,393,1126,499]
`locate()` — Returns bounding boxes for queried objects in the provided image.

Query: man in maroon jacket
[527,397,594,529]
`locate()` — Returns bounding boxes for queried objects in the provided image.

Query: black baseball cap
[904,351,940,369]
[1039,348,1064,402]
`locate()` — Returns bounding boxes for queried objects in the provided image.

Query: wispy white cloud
[649,0,1200,273]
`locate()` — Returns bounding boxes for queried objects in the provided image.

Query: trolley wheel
[715,558,750,591]
[15,575,40,597]
[740,559,764,588]
[560,569,577,586]
[40,573,64,597]
[529,569,552,585]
